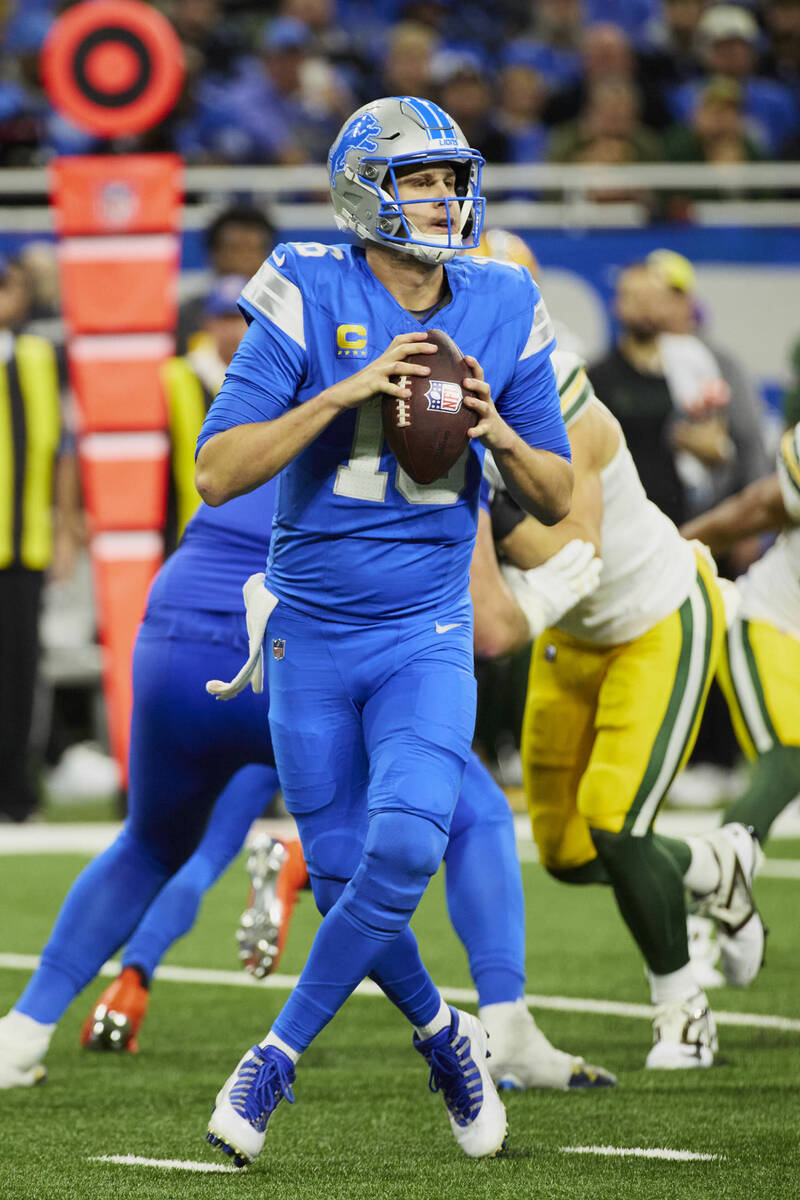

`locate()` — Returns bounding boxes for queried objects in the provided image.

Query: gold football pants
[717,614,800,758]
[522,554,724,872]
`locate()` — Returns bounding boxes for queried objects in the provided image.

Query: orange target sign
[40,0,184,137]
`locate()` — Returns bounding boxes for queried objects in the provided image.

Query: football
[382,328,476,486]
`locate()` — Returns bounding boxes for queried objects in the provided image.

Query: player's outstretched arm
[196,333,437,506]
[462,355,572,526]
[680,474,786,555]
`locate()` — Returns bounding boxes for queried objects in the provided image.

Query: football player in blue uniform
[195,95,572,1164]
[0,478,609,1095]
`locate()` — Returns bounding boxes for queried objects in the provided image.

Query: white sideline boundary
[561,1146,724,1162]
[1,953,799,1033]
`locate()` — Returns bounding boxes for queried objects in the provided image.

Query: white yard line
[561,1146,724,1162]
[2,953,798,1033]
[89,1154,237,1173]
[88,1148,723,1173]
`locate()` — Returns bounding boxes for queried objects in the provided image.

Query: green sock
[590,829,689,975]
[653,833,692,876]
[724,745,800,844]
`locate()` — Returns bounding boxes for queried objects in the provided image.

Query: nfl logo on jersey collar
[272,638,286,660]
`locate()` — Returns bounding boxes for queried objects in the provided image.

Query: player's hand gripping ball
[382,328,476,485]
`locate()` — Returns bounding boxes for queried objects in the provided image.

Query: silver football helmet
[328,95,486,265]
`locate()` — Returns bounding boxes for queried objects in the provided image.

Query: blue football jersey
[198,242,568,622]
[148,480,276,614]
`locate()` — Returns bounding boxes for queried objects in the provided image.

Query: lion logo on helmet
[329,111,383,185]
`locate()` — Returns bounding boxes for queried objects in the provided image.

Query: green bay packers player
[494,349,765,1069]
[682,423,800,851]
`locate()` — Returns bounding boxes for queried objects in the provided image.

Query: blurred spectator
[638,0,706,103]
[761,0,800,96]
[220,17,353,164]
[380,22,439,99]
[0,255,80,822]
[544,22,671,132]
[589,262,691,525]
[167,0,247,79]
[494,64,549,162]
[16,241,63,346]
[164,276,247,549]
[584,0,660,45]
[502,0,584,94]
[670,5,799,155]
[431,52,511,162]
[666,75,765,167]
[648,244,770,541]
[177,204,274,354]
[0,8,100,164]
[548,77,664,202]
[281,0,376,101]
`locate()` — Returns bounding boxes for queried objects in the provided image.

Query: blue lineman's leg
[445,752,526,1007]
[15,617,275,1027]
[446,753,616,1090]
[122,764,279,980]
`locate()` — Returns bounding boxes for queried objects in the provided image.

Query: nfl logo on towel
[426,380,463,414]
[272,638,286,660]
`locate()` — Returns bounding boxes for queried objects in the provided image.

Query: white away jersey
[553,350,697,646]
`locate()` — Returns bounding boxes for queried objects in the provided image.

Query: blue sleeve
[495,276,570,461]
[498,350,570,461]
[196,316,306,455]
[479,476,490,513]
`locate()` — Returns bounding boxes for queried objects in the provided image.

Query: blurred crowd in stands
[0,0,798,172]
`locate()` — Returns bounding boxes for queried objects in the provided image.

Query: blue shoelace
[423,1032,483,1128]
[230,1045,296,1132]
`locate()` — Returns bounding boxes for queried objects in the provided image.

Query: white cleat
[645,990,717,1070]
[0,1010,53,1089]
[687,914,726,990]
[479,1000,616,1090]
[206,1042,296,1168]
[718,911,766,989]
[414,1007,507,1159]
[696,823,766,987]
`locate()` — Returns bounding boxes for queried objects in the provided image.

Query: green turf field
[0,842,798,1200]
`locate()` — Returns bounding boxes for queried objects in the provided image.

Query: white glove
[206,572,279,700]
[502,539,602,640]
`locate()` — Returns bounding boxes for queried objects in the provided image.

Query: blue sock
[273,811,446,1051]
[444,754,526,1006]
[308,874,440,1031]
[16,829,171,1024]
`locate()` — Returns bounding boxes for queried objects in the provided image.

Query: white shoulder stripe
[519,296,555,361]
[241,261,305,350]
